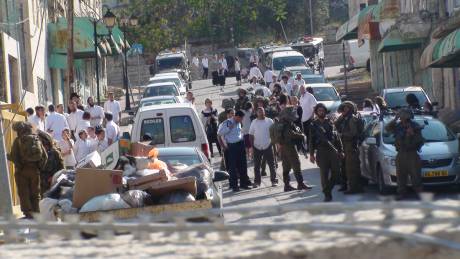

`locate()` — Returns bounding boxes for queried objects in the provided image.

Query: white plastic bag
[80,194,130,212]
[39,198,59,221]
[135,169,159,176]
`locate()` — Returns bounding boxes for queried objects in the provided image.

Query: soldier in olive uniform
[277,106,312,192]
[309,103,344,202]
[234,88,250,111]
[37,130,64,195]
[385,108,424,200]
[335,101,363,194]
[8,122,47,218]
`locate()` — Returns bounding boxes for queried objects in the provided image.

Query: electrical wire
[4,0,47,134]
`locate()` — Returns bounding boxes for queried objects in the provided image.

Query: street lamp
[93,9,117,105]
[119,14,138,111]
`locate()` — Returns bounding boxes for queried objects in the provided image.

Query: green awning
[336,5,376,41]
[48,17,125,58]
[430,28,460,67]
[378,29,424,53]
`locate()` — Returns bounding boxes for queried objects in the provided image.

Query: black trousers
[253,145,277,184]
[227,141,251,188]
[207,135,221,156]
[203,67,209,79]
[302,119,312,150]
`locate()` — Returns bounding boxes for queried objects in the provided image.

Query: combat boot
[284,185,296,192]
[297,182,313,190]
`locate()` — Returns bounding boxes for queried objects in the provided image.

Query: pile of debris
[39,142,214,221]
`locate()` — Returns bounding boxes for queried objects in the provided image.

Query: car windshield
[383,118,456,144]
[149,78,181,88]
[304,76,325,84]
[289,69,314,77]
[143,85,179,98]
[312,87,339,101]
[140,98,177,107]
[157,57,183,70]
[385,91,428,108]
[273,56,306,70]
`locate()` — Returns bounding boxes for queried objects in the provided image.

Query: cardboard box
[146,176,197,197]
[76,151,102,168]
[128,170,169,189]
[72,168,123,209]
[130,142,155,157]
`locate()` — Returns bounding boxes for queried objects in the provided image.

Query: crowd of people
[198,67,429,202]
[8,92,122,218]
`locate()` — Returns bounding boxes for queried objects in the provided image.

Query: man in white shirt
[29,106,46,132]
[192,55,199,67]
[45,104,69,141]
[67,101,84,138]
[86,96,104,127]
[280,74,292,94]
[299,85,318,151]
[56,104,69,119]
[76,111,92,136]
[184,91,195,105]
[218,54,228,72]
[249,65,263,83]
[105,112,120,145]
[73,129,93,163]
[264,68,274,88]
[201,54,209,79]
[249,107,278,188]
[95,127,109,153]
[292,72,306,96]
[104,92,122,124]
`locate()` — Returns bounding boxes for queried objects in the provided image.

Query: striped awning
[378,29,424,53]
[429,28,460,68]
[336,5,376,42]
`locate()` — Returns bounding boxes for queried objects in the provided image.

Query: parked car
[382,86,431,109]
[143,83,181,99]
[277,65,314,81]
[130,103,210,158]
[149,73,187,95]
[269,50,307,77]
[151,50,191,89]
[307,83,343,113]
[347,39,370,71]
[156,147,228,209]
[360,114,460,194]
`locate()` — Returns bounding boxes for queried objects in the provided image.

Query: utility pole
[0,117,13,217]
[309,0,314,35]
[342,40,348,94]
[66,0,75,104]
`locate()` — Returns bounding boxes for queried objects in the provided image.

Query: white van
[131,103,210,158]
[347,39,370,71]
[269,50,307,77]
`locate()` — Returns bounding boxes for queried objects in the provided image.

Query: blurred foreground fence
[1,194,460,250]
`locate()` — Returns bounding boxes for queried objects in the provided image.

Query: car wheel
[377,166,391,195]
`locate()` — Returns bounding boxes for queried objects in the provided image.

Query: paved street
[147,76,458,224]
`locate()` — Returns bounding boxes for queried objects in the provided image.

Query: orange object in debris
[148,159,167,170]
[148,148,159,158]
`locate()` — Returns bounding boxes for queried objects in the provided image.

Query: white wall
[1,33,22,104]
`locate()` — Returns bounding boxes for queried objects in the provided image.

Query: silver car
[360,114,460,194]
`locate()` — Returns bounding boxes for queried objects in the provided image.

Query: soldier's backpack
[19,134,46,163]
[269,120,286,145]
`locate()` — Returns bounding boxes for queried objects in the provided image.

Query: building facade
[0,0,110,110]
[339,0,460,111]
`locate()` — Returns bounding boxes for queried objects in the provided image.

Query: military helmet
[398,108,414,121]
[12,121,33,135]
[338,101,357,114]
[314,103,328,115]
[221,98,235,109]
[278,106,298,122]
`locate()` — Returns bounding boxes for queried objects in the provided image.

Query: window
[143,85,179,98]
[140,118,165,144]
[170,116,196,143]
[311,87,340,101]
